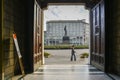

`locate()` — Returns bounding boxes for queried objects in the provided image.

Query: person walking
[71,45,76,61]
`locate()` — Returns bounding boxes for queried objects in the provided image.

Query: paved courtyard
[44,49,90,65]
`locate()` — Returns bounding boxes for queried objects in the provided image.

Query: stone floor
[24,65,112,80]
[24,49,113,80]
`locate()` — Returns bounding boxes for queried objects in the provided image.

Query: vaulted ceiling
[38,0,101,9]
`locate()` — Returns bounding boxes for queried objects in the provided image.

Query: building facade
[45,20,90,46]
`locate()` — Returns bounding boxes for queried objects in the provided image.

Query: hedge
[44,45,89,49]
[44,52,51,58]
[80,53,89,58]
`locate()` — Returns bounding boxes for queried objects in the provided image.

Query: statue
[63,25,69,44]
[64,26,67,36]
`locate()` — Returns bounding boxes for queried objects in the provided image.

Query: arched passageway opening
[43,5,90,65]
[40,0,105,72]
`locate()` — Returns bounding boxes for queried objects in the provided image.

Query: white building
[45,20,90,46]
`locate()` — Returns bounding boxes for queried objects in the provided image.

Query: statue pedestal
[62,36,70,44]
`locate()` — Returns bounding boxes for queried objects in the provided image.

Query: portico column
[41,10,45,64]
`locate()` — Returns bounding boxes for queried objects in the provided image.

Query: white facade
[45,20,90,46]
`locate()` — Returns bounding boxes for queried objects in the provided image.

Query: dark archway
[1,0,120,79]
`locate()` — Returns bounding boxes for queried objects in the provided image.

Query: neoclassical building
[45,20,90,46]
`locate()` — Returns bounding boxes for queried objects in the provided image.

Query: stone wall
[0,0,2,79]
[3,0,26,79]
[3,0,14,79]
[112,0,120,75]
[107,0,120,76]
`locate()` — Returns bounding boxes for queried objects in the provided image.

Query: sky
[44,5,89,31]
